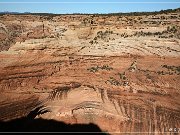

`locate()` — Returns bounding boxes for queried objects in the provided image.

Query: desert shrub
[162,65,180,73]
[106,77,121,86]
[118,72,126,80]
[87,65,113,73]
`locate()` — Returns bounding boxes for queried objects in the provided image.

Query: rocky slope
[0,8,180,134]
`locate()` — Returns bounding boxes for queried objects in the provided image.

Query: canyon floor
[0,9,180,134]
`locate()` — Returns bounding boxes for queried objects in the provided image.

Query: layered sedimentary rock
[0,9,180,134]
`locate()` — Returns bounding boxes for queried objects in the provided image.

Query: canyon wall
[0,9,180,134]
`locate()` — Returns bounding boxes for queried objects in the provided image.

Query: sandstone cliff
[0,9,180,134]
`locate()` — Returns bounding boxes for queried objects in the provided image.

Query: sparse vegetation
[120,33,130,38]
[89,40,98,45]
[106,72,129,86]
[161,65,180,75]
[128,61,137,72]
[134,25,180,39]
[118,72,127,80]
[89,30,114,44]
[87,65,113,73]
[106,77,121,86]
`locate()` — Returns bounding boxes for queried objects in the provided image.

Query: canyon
[0,8,180,134]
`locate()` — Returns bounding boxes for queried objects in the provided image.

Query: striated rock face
[0,9,180,134]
